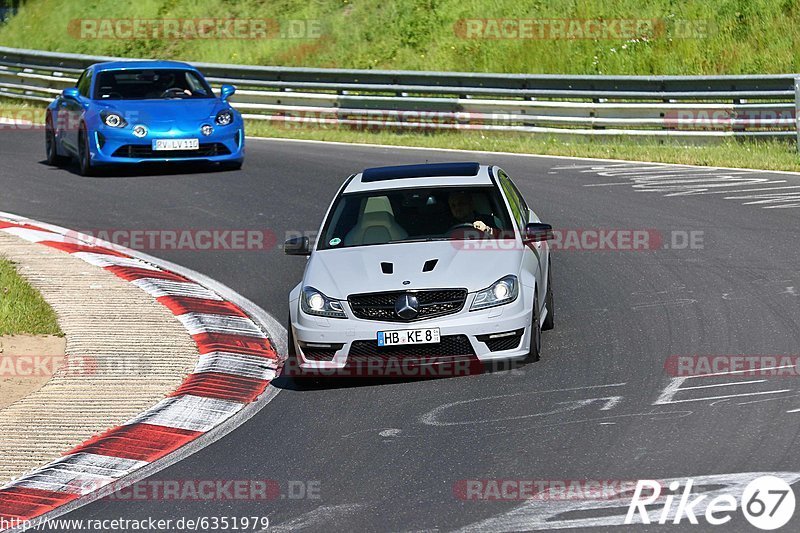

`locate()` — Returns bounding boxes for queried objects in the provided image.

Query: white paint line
[131,278,224,300]
[737,393,800,406]
[421,384,626,426]
[176,312,266,338]
[677,379,767,391]
[655,389,792,405]
[4,453,148,495]
[684,364,795,379]
[195,351,278,380]
[124,394,244,432]
[786,407,800,413]
[0,227,59,242]
[72,252,160,271]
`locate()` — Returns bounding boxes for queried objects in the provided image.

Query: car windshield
[93,69,214,100]
[318,186,515,250]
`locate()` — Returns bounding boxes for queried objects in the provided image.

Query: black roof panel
[361,162,480,182]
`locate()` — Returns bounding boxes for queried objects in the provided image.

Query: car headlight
[301,287,346,318]
[215,110,233,126]
[101,111,127,128]
[470,275,519,311]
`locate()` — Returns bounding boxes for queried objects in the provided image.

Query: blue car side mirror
[220,84,236,101]
[62,87,80,100]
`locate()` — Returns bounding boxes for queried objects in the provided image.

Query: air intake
[422,259,438,272]
[381,262,393,274]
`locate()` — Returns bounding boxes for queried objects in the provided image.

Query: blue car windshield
[93,69,214,100]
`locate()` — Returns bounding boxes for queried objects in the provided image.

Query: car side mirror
[220,84,236,101]
[523,222,554,243]
[62,88,80,101]
[284,236,311,256]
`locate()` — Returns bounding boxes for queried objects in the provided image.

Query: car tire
[524,290,542,363]
[542,260,554,331]
[45,114,67,166]
[286,320,305,378]
[77,126,95,177]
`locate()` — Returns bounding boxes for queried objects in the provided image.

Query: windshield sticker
[329,237,342,246]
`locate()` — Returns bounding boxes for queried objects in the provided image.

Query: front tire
[542,261,554,331]
[77,126,94,177]
[524,291,542,363]
[45,115,67,166]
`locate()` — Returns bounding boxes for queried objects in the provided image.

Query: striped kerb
[0,219,280,528]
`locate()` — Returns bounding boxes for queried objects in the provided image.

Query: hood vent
[422,259,438,272]
[381,262,393,274]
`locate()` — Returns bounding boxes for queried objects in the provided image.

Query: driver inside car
[447,190,496,236]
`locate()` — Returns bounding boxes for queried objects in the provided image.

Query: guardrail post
[795,77,800,153]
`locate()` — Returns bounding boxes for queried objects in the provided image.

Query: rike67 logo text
[626,475,795,530]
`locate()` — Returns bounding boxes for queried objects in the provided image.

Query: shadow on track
[38,159,241,178]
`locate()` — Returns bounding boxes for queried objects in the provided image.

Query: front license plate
[152,138,199,151]
[378,328,440,347]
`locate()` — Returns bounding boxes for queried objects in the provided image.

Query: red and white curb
[0,212,286,529]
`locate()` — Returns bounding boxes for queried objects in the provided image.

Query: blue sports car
[45,60,244,175]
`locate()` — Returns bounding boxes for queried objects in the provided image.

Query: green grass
[0,0,798,74]
[0,258,63,336]
[3,97,800,172]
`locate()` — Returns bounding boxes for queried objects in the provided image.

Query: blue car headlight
[215,109,233,126]
[101,111,127,128]
[470,275,519,311]
[301,287,346,318]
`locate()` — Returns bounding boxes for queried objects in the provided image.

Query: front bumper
[289,289,534,376]
[89,124,245,165]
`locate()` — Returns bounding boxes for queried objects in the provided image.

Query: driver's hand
[473,221,493,235]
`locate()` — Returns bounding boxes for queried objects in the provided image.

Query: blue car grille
[111,143,231,159]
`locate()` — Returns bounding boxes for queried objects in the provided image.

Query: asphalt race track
[1,130,799,531]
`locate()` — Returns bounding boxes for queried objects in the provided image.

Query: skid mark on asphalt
[552,162,800,209]
[420,383,627,427]
[263,503,367,532]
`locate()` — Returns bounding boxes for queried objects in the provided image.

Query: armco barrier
[0,46,798,145]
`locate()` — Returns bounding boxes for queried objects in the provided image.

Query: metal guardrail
[1,46,799,144]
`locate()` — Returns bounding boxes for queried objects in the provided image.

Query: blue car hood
[100,99,222,130]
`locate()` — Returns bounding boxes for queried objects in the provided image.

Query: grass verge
[0,0,797,75]
[2,97,799,172]
[0,258,63,336]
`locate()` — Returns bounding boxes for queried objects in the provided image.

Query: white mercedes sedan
[284,162,554,377]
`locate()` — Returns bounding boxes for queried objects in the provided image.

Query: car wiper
[387,237,452,244]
